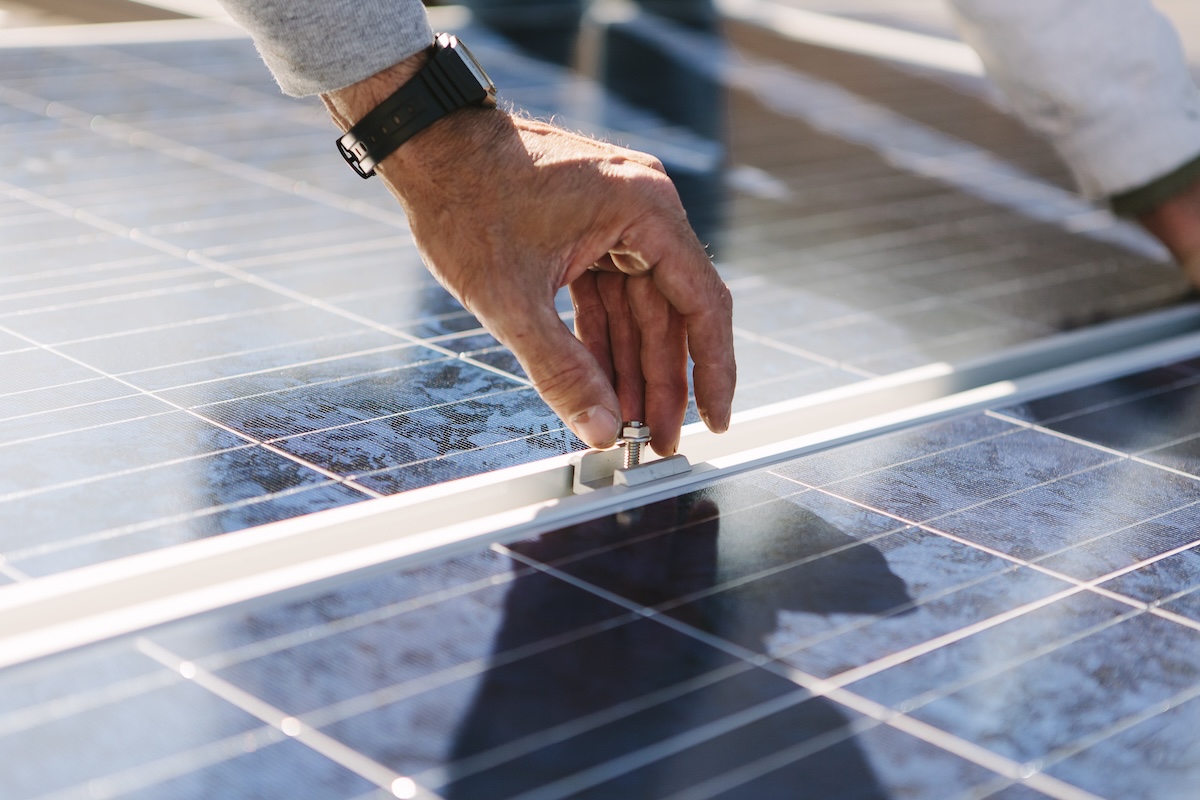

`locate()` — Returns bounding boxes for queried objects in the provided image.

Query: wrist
[373,107,515,213]
[322,34,498,180]
[321,49,430,133]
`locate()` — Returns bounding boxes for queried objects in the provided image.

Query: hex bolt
[620,421,652,469]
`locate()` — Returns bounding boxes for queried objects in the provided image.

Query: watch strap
[336,35,495,178]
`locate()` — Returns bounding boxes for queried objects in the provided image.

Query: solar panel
[4,15,1200,796]
[3,18,1194,580]
[6,349,1200,798]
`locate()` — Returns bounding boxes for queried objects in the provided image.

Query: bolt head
[620,421,651,442]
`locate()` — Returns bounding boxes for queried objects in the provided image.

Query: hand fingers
[569,273,614,387]
[492,301,622,450]
[610,203,735,434]
[596,271,645,422]
[627,275,688,456]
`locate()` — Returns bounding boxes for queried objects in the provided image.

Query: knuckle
[642,154,667,174]
[715,281,734,315]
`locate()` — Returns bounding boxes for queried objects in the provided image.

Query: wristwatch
[336,33,497,178]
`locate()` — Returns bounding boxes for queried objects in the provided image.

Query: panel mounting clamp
[570,447,693,493]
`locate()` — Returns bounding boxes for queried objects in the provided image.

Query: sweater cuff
[217,0,434,96]
[1110,152,1200,219]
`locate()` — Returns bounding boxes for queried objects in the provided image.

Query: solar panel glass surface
[4,353,1200,799]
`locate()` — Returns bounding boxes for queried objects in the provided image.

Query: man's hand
[323,55,735,456]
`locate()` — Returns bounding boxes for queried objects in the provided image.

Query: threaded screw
[620,421,651,469]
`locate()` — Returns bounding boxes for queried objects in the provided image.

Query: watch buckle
[336,133,375,179]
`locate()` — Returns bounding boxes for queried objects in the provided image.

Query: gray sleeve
[216,0,433,97]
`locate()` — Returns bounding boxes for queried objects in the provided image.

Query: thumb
[501,304,622,450]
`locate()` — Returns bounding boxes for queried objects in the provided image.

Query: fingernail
[571,406,619,448]
[700,409,730,434]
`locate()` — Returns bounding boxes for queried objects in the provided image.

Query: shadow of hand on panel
[442,487,913,798]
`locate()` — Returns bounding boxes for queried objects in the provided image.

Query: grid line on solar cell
[836,589,1133,700]
[1148,606,1200,635]
[1036,685,1200,791]
[0,252,174,286]
[516,512,913,625]
[3,478,347,565]
[1065,448,1199,492]
[909,611,1200,775]
[873,712,1090,800]
[650,717,877,800]
[58,48,326,125]
[75,325,413,388]
[0,437,255,503]
[293,614,644,733]
[1032,502,1200,580]
[773,669,1063,794]
[988,410,1200,489]
[793,481,1145,594]
[183,354,502,416]
[106,336,415,389]
[195,226,406,263]
[727,325,878,376]
[0,180,530,388]
[782,437,1129,524]
[20,693,338,798]
[0,265,216,310]
[0,88,409,226]
[770,557,1074,667]
[156,565,527,674]
[774,421,1029,490]
[414,660,768,791]
[339,428,566,482]
[23,296,304,347]
[0,405,175,450]
[0,321,384,499]
[502,692,863,800]
[38,724,289,800]
[986,373,1200,426]
[499,545,779,667]
[135,638,421,799]
[0,665,179,740]
[979,413,1132,459]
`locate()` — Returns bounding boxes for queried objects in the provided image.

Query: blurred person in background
[947,0,1200,281]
